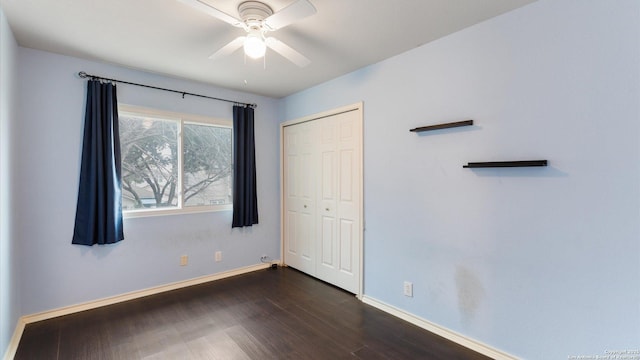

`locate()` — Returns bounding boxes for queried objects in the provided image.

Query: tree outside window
[118,107,232,215]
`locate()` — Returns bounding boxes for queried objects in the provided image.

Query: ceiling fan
[178,0,316,67]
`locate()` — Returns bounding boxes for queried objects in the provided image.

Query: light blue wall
[283,0,640,358]
[0,6,20,358]
[13,48,282,315]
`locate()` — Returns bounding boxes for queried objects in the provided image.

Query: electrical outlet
[261,255,269,262]
[180,255,188,266]
[215,251,222,262]
[403,281,413,297]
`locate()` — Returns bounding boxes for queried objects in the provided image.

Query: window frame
[118,104,233,218]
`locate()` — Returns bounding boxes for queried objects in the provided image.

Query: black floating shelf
[410,120,473,133]
[463,160,548,168]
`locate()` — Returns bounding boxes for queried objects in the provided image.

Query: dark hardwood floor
[15,267,491,359]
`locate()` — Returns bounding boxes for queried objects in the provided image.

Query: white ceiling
[1,0,536,98]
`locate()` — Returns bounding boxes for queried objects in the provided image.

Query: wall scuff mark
[455,266,485,326]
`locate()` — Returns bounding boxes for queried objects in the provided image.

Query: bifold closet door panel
[283,121,316,275]
[315,111,361,293]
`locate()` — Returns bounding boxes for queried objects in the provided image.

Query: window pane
[183,123,232,207]
[119,115,179,210]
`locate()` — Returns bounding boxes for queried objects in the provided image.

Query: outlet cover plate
[403,281,413,297]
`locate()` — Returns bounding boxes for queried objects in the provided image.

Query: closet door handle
[325,208,330,211]
[303,205,308,208]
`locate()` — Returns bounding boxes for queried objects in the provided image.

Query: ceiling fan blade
[265,37,311,67]
[264,0,317,30]
[209,36,246,60]
[178,0,243,27]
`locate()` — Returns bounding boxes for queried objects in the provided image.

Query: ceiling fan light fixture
[180,0,317,66]
[244,33,266,59]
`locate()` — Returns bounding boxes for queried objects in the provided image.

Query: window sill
[123,205,232,219]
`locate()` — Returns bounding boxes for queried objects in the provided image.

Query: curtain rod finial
[78,71,88,79]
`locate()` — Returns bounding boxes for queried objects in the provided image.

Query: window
[118,105,232,216]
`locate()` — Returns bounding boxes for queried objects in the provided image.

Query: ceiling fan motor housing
[238,1,273,30]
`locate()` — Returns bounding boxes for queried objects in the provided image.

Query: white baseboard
[3,262,273,360]
[361,295,518,360]
[3,319,25,360]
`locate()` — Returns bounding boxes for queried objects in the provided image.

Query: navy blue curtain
[72,80,124,245]
[232,105,259,228]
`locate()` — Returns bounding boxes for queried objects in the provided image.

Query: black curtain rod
[78,71,256,108]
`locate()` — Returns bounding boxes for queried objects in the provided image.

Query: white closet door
[283,121,316,275]
[315,111,361,293]
[282,104,362,295]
